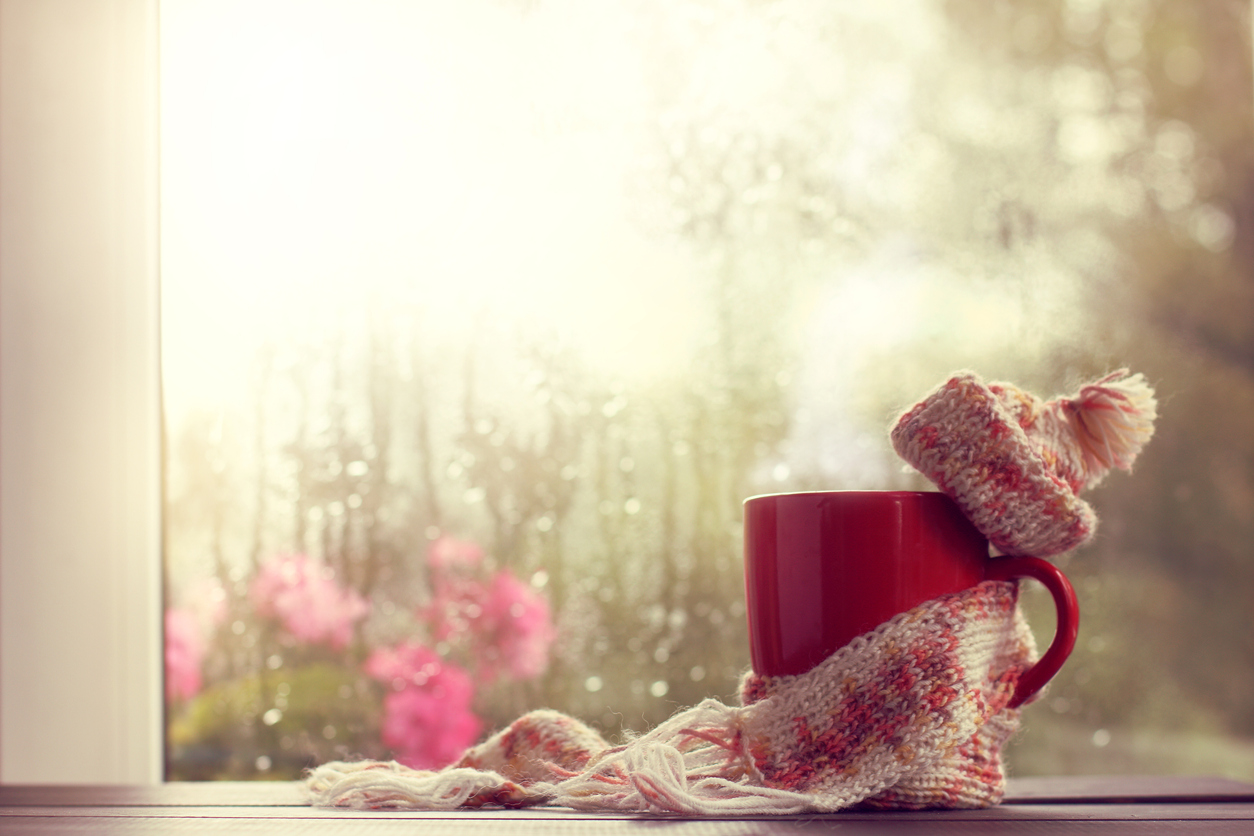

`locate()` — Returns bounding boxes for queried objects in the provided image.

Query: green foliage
[168,663,382,780]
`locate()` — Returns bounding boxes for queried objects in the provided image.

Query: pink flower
[427,536,484,571]
[422,575,488,645]
[165,608,205,702]
[469,570,557,682]
[364,642,482,770]
[250,554,369,649]
[422,538,491,645]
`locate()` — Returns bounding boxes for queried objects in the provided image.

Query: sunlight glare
[162,0,700,416]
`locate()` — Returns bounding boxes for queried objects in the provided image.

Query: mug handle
[986,556,1080,709]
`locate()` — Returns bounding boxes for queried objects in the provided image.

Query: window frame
[1,0,1251,787]
[0,0,162,782]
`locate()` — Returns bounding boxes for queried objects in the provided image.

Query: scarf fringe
[307,699,819,815]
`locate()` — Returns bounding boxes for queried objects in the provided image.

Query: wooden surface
[1,776,1252,833]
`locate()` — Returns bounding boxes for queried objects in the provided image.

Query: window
[162,0,1254,782]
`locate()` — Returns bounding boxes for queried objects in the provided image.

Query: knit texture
[306,580,1035,815]
[890,370,1156,557]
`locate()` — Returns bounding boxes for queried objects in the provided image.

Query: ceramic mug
[743,490,1078,708]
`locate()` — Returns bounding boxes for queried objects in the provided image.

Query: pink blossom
[422,575,488,645]
[364,642,482,769]
[470,570,557,682]
[250,554,369,649]
[165,608,205,702]
[427,536,484,571]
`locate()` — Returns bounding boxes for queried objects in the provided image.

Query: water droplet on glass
[1155,120,1195,162]
[1164,45,1203,87]
[1104,22,1141,64]
[1190,204,1234,253]
[601,397,626,418]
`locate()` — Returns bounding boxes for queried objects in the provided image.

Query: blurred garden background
[161,0,1254,780]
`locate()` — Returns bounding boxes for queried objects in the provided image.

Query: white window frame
[0,0,162,782]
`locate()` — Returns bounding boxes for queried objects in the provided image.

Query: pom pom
[1060,369,1157,490]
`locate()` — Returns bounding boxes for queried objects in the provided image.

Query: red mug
[743,490,1078,709]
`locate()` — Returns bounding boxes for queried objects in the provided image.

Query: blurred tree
[921,0,1254,763]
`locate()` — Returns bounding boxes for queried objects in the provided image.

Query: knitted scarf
[306,580,1036,815]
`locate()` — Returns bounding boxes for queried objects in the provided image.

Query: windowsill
[2,775,1252,831]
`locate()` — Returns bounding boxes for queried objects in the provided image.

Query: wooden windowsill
[1,775,1252,832]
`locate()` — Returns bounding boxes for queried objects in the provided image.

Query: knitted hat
[890,369,1157,558]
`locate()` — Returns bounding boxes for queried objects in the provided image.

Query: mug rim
[743,489,948,504]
